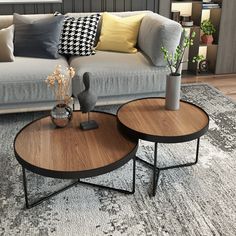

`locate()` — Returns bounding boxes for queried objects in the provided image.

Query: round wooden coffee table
[117,97,209,196]
[14,111,137,209]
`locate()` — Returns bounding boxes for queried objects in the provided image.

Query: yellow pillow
[96,12,144,53]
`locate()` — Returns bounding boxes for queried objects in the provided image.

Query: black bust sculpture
[77,72,98,130]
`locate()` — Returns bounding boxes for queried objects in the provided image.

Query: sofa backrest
[66,10,151,18]
[0,14,53,30]
[0,11,152,40]
[66,11,152,45]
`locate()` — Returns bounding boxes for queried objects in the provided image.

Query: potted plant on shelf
[45,65,75,128]
[161,30,204,110]
[200,19,216,44]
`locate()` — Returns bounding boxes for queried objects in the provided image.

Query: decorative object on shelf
[199,59,209,73]
[202,2,220,9]
[200,19,216,44]
[45,65,75,127]
[77,72,98,130]
[181,15,193,27]
[161,30,204,110]
[171,10,180,23]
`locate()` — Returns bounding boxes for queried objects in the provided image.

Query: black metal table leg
[79,155,136,194]
[152,142,158,196]
[195,138,200,164]
[159,138,200,171]
[137,138,201,197]
[132,155,136,194]
[21,156,136,209]
[22,167,80,209]
[22,167,29,209]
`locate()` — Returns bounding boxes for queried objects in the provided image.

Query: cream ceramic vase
[165,74,181,110]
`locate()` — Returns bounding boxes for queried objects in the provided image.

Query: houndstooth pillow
[55,12,100,56]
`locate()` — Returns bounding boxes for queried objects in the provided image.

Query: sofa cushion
[96,12,144,53]
[0,15,13,30]
[0,25,14,62]
[55,12,101,56]
[13,13,64,59]
[69,51,169,98]
[0,56,70,105]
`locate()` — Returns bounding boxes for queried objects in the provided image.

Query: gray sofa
[0,11,182,114]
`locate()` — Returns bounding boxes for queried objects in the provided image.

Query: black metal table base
[137,138,200,196]
[22,157,136,209]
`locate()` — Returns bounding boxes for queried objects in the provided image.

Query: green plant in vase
[200,19,216,44]
[161,30,204,75]
[161,30,204,110]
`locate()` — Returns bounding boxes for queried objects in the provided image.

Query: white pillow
[0,25,14,62]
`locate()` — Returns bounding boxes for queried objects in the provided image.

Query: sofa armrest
[138,13,182,67]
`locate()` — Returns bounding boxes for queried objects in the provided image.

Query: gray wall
[0,0,160,15]
[159,0,170,18]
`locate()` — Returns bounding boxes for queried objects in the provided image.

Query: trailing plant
[201,19,216,35]
[161,30,204,75]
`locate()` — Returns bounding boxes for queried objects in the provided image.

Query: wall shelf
[170,0,222,75]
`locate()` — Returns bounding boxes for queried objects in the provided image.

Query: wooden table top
[14,111,137,178]
[117,98,209,143]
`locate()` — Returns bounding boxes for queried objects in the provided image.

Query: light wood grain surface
[15,112,136,172]
[182,74,236,101]
[117,98,209,137]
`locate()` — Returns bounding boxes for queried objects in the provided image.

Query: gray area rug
[0,84,235,236]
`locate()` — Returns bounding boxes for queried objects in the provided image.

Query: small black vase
[50,103,72,128]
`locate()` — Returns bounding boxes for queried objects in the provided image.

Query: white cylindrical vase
[165,74,181,110]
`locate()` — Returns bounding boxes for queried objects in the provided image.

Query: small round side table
[117,97,209,196]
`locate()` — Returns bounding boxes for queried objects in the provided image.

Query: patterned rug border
[181,82,236,104]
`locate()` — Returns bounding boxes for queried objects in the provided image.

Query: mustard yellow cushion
[96,12,144,53]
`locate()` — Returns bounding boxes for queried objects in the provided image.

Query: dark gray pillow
[13,13,64,59]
